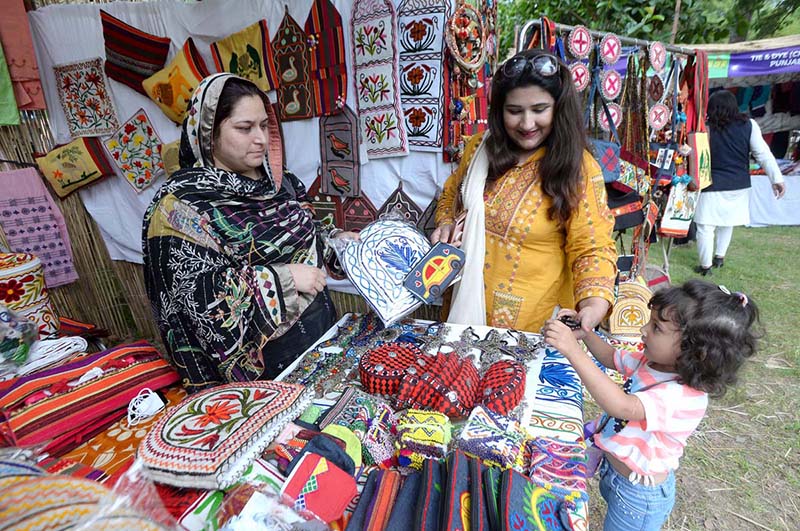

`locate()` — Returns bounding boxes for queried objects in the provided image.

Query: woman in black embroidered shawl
[143,73,353,392]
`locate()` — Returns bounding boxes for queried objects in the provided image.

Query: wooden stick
[726,510,776,531]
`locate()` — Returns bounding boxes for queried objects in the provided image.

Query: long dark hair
[213,77,270,141]
[649,279,761,398]
[706,90,748,130]
[486,49,586,225]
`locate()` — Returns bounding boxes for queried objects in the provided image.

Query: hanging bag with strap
[684,50,712,190]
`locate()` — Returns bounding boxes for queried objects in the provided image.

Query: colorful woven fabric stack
[395,409,451,470]
[527,436,589,505]
[139,381,312,489]
[457,405,526,469]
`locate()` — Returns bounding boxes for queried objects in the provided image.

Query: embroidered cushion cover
[100,9,171,96]
[53,57,119,137]
[142,38,211,123]
[139,381,311,490]
[103,108,165,192]
[36,137,115,198]
[210,20,278,92]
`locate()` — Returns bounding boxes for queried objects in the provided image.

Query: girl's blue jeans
[598,458,676,531]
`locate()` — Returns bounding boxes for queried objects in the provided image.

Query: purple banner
[728,45,800,77]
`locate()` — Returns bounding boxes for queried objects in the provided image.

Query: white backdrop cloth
[749,174,800,227]
[28,0,455,268]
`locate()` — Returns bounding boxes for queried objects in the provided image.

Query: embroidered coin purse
[139,381,311,489]
[499,468,568,531]
[479,359,527,416]
[415,458,445,531]
[527,437,588,504]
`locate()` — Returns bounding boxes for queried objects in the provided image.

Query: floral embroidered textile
[352,0,409,158]
[139,381,312,489]
[53,57,119,137]
[104,109,164,192]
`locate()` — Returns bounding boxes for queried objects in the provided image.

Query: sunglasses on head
[501,54,560,79]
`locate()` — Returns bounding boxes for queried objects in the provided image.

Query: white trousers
[696,224,734,268]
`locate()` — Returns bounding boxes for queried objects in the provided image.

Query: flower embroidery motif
[355,22,388,57]
[358,73,390,104]
[0,278,28,303]
[364,113,397,144]
[196,400,239,428]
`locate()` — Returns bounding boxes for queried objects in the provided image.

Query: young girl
[542,279,760,531]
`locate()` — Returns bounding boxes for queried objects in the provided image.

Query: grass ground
[586,225,800,530]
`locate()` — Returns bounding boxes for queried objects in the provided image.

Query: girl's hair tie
[734,292,748,307]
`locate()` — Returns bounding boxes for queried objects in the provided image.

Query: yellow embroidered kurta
[436,133,617,331]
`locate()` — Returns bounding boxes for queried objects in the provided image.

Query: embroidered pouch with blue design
[499,468,569,531]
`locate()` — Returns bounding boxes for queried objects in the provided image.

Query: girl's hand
[555,307,586,340]
[287,264,327,296]
[542,319,583,358]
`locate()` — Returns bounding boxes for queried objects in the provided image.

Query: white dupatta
[446,135,490,325]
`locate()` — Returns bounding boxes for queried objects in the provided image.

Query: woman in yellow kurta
[432,50,617,333]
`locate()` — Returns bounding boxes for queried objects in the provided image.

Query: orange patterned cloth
[62,385,187,477]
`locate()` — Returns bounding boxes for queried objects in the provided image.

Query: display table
[749,173,800,226]
[277,313,589,530]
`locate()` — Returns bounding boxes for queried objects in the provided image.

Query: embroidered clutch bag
[139,381,311,489]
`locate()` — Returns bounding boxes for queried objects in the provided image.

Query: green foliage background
[497,0,800,58]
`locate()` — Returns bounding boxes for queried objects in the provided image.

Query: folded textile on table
[0,341,177,456]
[526,436,588,505]
[139,380,311,489]
[458,404,526,469]
[499,468,572,531]
[280,452,357,524]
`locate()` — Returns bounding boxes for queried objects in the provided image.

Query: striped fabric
[0,341,178,455]
[304,0,347,116]
[593,348,709,476]
[100,9,171,96]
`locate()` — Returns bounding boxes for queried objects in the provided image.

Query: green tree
[497,0,798,58]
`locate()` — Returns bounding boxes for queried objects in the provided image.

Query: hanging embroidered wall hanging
[341,194,378,233]
[99,9,171,96]
[142,38,211,123]
[341,218,430,324]
[352,0,409,158]
[320,104,360,198]
[272,6,316,121]
[35,137,115,198]
[377,181,423,224]
[53,57,119,137]
[304,0,347,116]
[649,42,667,73]
[139,381,312,490]
[397,0,449,151]
[570,62,590,92]
[0,0,45,110]
[210,20,279,92]
[0,169,78,288]
[599,34,621,65]
[307,173,344,228]
[103,109,164,193]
